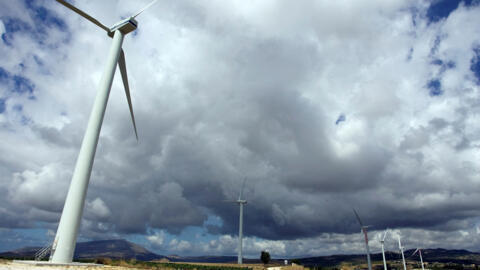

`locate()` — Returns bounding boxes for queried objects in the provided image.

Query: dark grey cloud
[1,0,480,256]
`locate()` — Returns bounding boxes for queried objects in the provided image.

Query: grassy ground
[0,258,313,270]
[0,258,258,270]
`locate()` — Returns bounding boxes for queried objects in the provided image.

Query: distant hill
[0,239,164,261]
[408,248,480,265]
[2,240,480,267]
[74,239,164,261]
[168,255,238,263]
[297,249,480,267]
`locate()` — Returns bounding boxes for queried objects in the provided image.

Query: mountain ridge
[0,239,164,261]
[1,239,480,266]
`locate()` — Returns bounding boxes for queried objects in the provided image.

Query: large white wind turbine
[380,229,389,270]
[412,248,425,270]
[353,209,372,270]
[236,178,247,264]
[226,178,248,264]
[50,0,157,264]
[397,235,407,270]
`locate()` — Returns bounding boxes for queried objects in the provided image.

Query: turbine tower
[236,178,247,264]
[226,178,248,264]
[397,235,407,270]
[412,248,425,270]
[50,0,157,264]
[380,229,389,270]
[353,209,372,270]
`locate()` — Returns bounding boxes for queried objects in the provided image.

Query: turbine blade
[353,208,364,227]
[118,49,138,140]
[132,0,159,18]
[56,0,110,33]
[412,248,419,256]
[239,177,247,200]
[382,229,389,242]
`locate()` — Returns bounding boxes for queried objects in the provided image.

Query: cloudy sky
[1,0,480,259]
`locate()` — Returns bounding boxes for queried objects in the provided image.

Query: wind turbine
[353,209,372,270]
[226,178,248,264]
[380,229,389,270]
[50,0,157,264]
[397,235,407,270]
[412,248,425,270]
[236,178,248,264]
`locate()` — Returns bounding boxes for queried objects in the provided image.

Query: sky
[1,0,480,259]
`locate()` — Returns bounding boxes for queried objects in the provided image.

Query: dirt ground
[0,260,301,270]
[0,260,129,270]
[170,262,287,270]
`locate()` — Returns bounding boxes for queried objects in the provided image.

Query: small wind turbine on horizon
[50,0,158,264]
[353,209,372,270]
[412,248,425,270]
[380,229,389,270]
[225,178,248,264]
[397,235,407,270]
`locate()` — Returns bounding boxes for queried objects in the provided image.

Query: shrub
[261,251,271,265]
[94,257,112,265]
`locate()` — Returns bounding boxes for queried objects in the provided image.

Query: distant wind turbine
[50,0,158,264]
[226,178,248,264]
[380,229,389,270]
[353,209,372,270]
[412,248,425,270]
[397,235,407,270]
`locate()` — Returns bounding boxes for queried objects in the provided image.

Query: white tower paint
[237,200,246,264]
[50,0,156,263]
[413,248,425,270]
[51,30,125,263]
[398,236,407,270]
[380,229,389,270]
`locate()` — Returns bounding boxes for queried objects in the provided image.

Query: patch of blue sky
[471,47,480,84]
[0,228,50,252]
[431,59,456,68]
[133,215,226,254]
[1,0,70,47]
[0,66,36,97]
[426,0,476,24]
[0,17,31,46]
[170,215,226,244]
[204,214,223,227]
[26,0,67,32]
[1,32,6,44]
[430,35,443,56]
[335,114,346,125]
[431,59,456,74]
[409,6,420,27]
[427,79,443,96]
[406,47,414,61]
[179,226,218,242]
[0,67,8,81]
[0,98,5,114]
[12,75,35,94]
